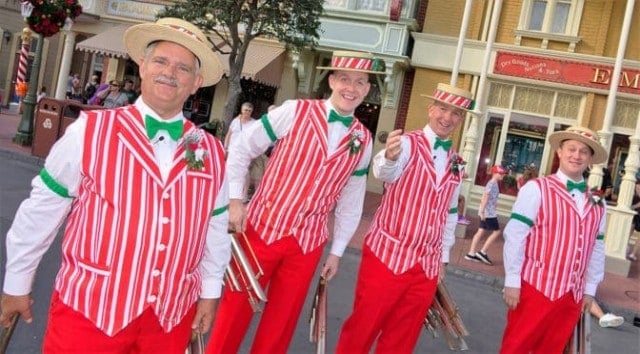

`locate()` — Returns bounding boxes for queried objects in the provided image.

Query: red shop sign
[494,51,640,95]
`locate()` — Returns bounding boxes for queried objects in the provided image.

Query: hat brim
[316,66,385,75]
[124,24,223,87]
[421,94,478,115]
[548,132,608,164]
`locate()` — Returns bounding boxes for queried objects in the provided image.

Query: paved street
[0,147,638,353]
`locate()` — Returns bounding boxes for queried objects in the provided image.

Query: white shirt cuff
[504,275,522,288]
[201,279,223,299]
[3,271,34,296]
[583,282,598,297]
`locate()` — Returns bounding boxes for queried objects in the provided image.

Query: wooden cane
[309,276,327,354]
[0,314,19,354]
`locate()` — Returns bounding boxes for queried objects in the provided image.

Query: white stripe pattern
[522,176,605,301]
[365,132,461,277]
[54,106,225,335]
[247,100,371,253]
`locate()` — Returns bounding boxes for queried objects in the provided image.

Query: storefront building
[409,0,640,275]
[1,1,421,194]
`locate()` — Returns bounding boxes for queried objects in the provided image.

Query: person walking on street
[0,18,230,353]
[465,164,508,266]
[207,50,383,354]
[336,83,475,354]
[500,126,608,354]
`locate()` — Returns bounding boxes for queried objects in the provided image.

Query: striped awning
[218,42,285,87]
[76,26,129,59]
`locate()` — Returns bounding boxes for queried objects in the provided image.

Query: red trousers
[206,223,323,354]
[42,291,195,353]
[500,282,582,354]
[336,246,438,354]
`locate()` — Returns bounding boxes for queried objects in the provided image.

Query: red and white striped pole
[17,28,30,84]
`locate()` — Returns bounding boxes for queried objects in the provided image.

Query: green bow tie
[145,114,183,141]
[566,180,586,193]
[433,137,452,151]
[328,110,353,127]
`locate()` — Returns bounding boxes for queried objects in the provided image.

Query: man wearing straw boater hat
[0,18,231,352]
[207,50,383,353]
[336,83,475,353]
[500,126,608,353]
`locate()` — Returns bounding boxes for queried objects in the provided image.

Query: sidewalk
[1,109,638,317]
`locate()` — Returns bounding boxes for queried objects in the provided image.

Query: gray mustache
[154,76,178,87]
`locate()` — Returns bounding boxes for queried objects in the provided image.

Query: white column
[596,0,637,276]
[461,0,502,180]
[450,0,473,87]
[54,29,76,99]
[591,0,636,190]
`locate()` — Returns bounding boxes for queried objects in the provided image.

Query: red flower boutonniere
[589,187,606,207]
[450,153,466,176]
[183,130,207,170]
[348,130,365,155]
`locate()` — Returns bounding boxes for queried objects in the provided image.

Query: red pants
[43,291,195,353]
[336,246,438,354]
[206,223,323,354]
[500,282,582,354]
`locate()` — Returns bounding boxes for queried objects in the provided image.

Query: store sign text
[494,51,639,95]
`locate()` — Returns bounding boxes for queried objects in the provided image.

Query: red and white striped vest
[247,100,371,253]
[54,106,225,336]
[523,176,605,301]
[365,132,461,278]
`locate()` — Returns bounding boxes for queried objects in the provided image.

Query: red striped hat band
[331,56,373,71]
[433,89,473,110]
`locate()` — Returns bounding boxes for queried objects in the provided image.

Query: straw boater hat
[123,18,223,87]
[421,83,476,113]
[316,50,386,75]
[548,126,608,164]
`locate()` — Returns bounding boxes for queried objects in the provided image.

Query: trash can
[60,100,85,136]
[32,98,64,158]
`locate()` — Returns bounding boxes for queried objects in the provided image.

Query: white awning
[76,26,130,59]
[218,43,286,87]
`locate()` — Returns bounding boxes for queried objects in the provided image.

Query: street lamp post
[13,33,42,146]
[13,0,36,146]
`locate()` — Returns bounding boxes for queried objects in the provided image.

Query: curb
[0,147,44,167]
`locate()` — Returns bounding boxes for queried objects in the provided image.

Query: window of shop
[477,82,581,196]
[516,0,584,51]
[324,0,387,12]
[613,99,640,130]
[520,0,583,35]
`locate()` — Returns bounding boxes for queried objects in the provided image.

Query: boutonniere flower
[450,153,466,176]
[183,130,207,170]
[589,187,606,207]
[348,130,365,155]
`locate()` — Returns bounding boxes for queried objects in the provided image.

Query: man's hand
[191,298,218,334]
[384,129,403,161]
[503,286,520,310]
[0,294,33,328]
[582,294,595,313]
[320,254,340,281]
[228,199,247,233]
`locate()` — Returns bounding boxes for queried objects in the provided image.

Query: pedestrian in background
[208,50,382,354]
[122,79,139,104]
[464,164,508,266]
[500,126,608,354]
[0,17,230,352]
[336,83,475,353]
[97,80,129,108]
